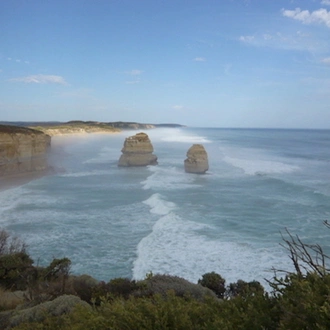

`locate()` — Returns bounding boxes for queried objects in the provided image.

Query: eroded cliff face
[0,125,51,176]
[118,132,158,166]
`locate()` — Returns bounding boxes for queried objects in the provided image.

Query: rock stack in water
[184,144,209,174]
[118,132,158,166]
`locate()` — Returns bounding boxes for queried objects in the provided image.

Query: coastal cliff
[0,125,51,177]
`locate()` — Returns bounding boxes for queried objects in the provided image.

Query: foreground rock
[184,144,209,174]
[0,125,51,177]
[118,132,158,166]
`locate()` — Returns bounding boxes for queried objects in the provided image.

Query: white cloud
[126,69,143,75]
[321,57,330,64]
[239,35,255,42]
[239,30,327,52]
[321,0,330,6]
[172,105,184,110]
[9,74,68,85]
[263,34,273,40]
[193,57,206,62]
[282,7,330,28]
[7,57,29,64]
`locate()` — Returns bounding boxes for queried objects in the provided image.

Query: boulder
[184,144,209,174]
[118,132,158,166]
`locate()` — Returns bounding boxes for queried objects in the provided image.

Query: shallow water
[1,128,330,289]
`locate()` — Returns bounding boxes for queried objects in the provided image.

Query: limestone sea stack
[0,125,51,177]
[118,132,158,167]
[184,144,209,174]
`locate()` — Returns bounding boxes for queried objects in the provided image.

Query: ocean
[1,127,330,289]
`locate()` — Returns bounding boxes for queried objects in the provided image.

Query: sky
[1,0,330,128]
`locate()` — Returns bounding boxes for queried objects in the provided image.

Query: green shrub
[198,272,226,298]
[141,274,216,301]
[12,292,222,330]
[7,295,90,329]
[107,277,139,299]
[271,272,330,329]
[41,258,71,281]
[227,279,264,298]
[0,252,34,290]
[0,229,27,256]
[71,274,99,303]
[89,277,139,305]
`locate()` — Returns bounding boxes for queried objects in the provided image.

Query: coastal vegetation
[0,121,185,136]
[0,225,330,329]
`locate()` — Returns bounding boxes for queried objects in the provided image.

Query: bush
[11,292,223,330]
[270,272,330,329]
[268,223,330,329]
[227,279,264,298]
[142,274,216,300]
[0,229,27,256]
[198,272,226,298]
[7,295,90,329]
[107,277,139,299]
[0,252,34,290]
[0,229,33,290]
[71,274,99,303]
[91,278,139,305]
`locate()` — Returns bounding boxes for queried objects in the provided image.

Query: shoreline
[0,128,157,193]
[43,130,122,137]
[0,168,56,192]
[0,131,122,193]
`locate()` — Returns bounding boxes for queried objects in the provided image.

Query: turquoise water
[1,128,330,288]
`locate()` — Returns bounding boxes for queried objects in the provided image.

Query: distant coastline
[0,120,186,136]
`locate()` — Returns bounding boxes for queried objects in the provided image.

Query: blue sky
[1,0,330,128]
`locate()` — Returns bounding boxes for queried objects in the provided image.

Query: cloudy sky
[1,0,330,128]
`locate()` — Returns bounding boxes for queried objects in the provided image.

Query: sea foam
[146,128,211,144]
[142,166,201,190]
[132,210,290,288]
[220,146,300,176]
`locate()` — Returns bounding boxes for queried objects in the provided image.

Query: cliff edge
[0,125,51,177]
